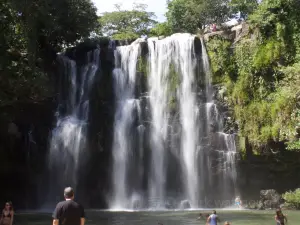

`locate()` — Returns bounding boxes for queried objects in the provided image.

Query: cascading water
[110,39,143,209]
[108,34,238,210]
[44,33,238,210]
[147,34,200,207]
[147,37,171,208]
[48,49,100,202]
[176,34,199,208]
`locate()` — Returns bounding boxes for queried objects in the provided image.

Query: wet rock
[8,122,21,138]
[259,189,283,209]
[179,200,191,209]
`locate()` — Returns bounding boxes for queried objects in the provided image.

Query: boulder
[259,189,283,209]
[179,200,191,209]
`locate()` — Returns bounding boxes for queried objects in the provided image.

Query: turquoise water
[15,210,299,225]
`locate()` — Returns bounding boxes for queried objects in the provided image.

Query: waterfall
[48,49,100,202]
[45,34,238,210]
[107,34,238,210]
[110,39,143,209]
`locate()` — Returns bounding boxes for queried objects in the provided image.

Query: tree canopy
[166,0,230,33]
[99,3,157,40]
[0,0,98,105]
[150,22,173,37]
[230,0,258,19]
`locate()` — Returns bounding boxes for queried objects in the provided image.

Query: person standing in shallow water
[52,187,85,225]
[235,196,242,208]
[0,202,14,225]
[207,210,220,225]
[275,208,287,225]
[197,213,210,225]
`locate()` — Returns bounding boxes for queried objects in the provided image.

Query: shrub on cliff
[282,188,300,209]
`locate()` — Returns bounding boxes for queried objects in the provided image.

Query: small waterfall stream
[201,37,237,201]
[110,39,143,209]
[48,49,100,203]
[147,37,170,208]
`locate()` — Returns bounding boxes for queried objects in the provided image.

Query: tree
[0,0,99,105]
[150,22,173,37]
[99,3,157,40]
[9,0,99,51]
[166,0,230,33]
[230,0,259,19]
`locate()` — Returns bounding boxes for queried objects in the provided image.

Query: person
[212,24,217,32]
[274,208,287,225]
[197,213,210,224]
[197,213,204,220]
[0,202,14,225]
[224,222,230,225]
[52,187,85,225]
[207,210,220,225]
[235,196,242,208]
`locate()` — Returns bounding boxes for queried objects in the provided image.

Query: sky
[91,0,167,22]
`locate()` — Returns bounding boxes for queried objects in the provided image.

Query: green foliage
[10,0,98,52]
[205,0,300,152]
[249,0,300,62]
[282,188,300,209]
[99,3,157,40]
[166,0,230,33]
[253,38,283,70]
[206,36,235,83]
[150,22,173,37]
[230,0,258,19]
[0,0,99,105]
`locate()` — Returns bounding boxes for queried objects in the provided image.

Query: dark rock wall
[0,99,55,209]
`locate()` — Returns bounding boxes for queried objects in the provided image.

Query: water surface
[16,210,299,225]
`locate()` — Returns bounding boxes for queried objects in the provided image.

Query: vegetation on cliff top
[283,188,300,209]
[206,0,300,152]
[0,0,98,106]
[99,3,157,40]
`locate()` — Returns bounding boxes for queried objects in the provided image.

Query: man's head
[212,210,216,214]
[64,187,74,199]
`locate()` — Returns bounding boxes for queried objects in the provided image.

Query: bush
[282,188,300,209]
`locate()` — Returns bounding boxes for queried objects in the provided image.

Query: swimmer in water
[197,213,210,224]
[274,208,287,225]
[0,202,14,225]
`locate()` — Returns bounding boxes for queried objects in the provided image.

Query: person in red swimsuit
[274,208,287,225]
[0,202,14,225]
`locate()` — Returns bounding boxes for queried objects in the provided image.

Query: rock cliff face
[0,99,54,208]
[205,23,300,205]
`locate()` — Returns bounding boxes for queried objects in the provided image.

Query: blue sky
[91,0,167,22]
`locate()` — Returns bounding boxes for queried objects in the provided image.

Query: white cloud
[91,0,167,22]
